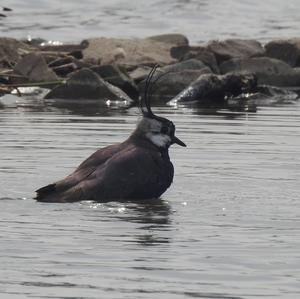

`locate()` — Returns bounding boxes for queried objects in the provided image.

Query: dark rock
[228,85,298,111]
[168,73,257,106]
[220,57,300,87]
[69,50,83,60]
[52,63,78,77]
[146,34,189,46]
[45,68,133,102]
[14,53,59,83]
[265,38,300,67]
[0,37,35,68]
[82,37,177,69]
[171,45,219,73]
[207,39,265,64]
[91,64,139,100]
[138,59,212,102]
[170,45,190,60]
[48,56,74,68]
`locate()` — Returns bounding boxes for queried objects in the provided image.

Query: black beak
[172,135,186,147]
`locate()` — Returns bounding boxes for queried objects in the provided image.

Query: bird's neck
[127,132,170,156]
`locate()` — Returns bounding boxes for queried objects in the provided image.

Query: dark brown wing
[37,146,170,202]
[35,143,123,202]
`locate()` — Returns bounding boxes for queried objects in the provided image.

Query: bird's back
[36,138,174,203]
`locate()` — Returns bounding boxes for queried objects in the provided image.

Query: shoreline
[1,33,300,111]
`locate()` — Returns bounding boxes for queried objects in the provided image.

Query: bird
[35,66,186,203]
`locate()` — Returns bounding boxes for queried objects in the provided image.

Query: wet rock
[138,59,212,102]
[146,34,189,46]
[82,37,177,69]
[171,45,219,73]
[207,39,265,64]
[264,38,300,67]
[91,64,139,100]
[14,53,59,83]
[0,37,35,68]
[168,73,257,106]
[228,85,298,112]
[219,57,300,87]
[45,68,133,102]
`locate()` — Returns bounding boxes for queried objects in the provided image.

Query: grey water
[1,100,300,299]
[2,0,300,44]
[1,0,300,298]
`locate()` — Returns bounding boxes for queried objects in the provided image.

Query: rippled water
[1,99,300,298]
[2,0,300,43]
[1,1,300,298]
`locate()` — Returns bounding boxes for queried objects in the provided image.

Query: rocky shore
[0,34,300,111]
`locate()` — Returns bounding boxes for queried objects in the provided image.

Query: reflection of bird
[35,66,186,203]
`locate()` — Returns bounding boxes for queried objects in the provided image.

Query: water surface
[0,100,299,298]
[1,0,300,297]
[2,0,300,43]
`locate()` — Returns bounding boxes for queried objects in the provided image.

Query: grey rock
[82,37,176,69]
[171,46,219,73]
[91,64,139,100]
[45,68,133,102]
[138,59,212,102]
[129,66,153,83]
[0,37,35,67]
[207,39,265,64]
[14,53,59,83]
[161,59,210,73]
[220,57,300,86]
[168,73,257,106]
[146,34,189,46]
[264,38,300,67]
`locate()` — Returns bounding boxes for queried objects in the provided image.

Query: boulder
[146,34,189,46]
[82,37,177,69]
[0,37,35,68]
[129,66,153,83]
[14,53,59,83]
[207,39,265,64]
[91,64,139,100]
[264,38,300,67]
[171,45,219,73]
[220,57,300,87]
[168,73,257,106]
[45,68,133,102]
[138,59,212,102]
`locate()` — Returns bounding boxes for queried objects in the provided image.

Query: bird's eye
[160,126,168,134]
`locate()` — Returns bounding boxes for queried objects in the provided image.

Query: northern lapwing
[35,66,186,203]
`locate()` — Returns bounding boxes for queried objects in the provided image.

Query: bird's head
[135,65,186,149]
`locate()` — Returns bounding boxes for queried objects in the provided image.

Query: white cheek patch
[146,133,171,148]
